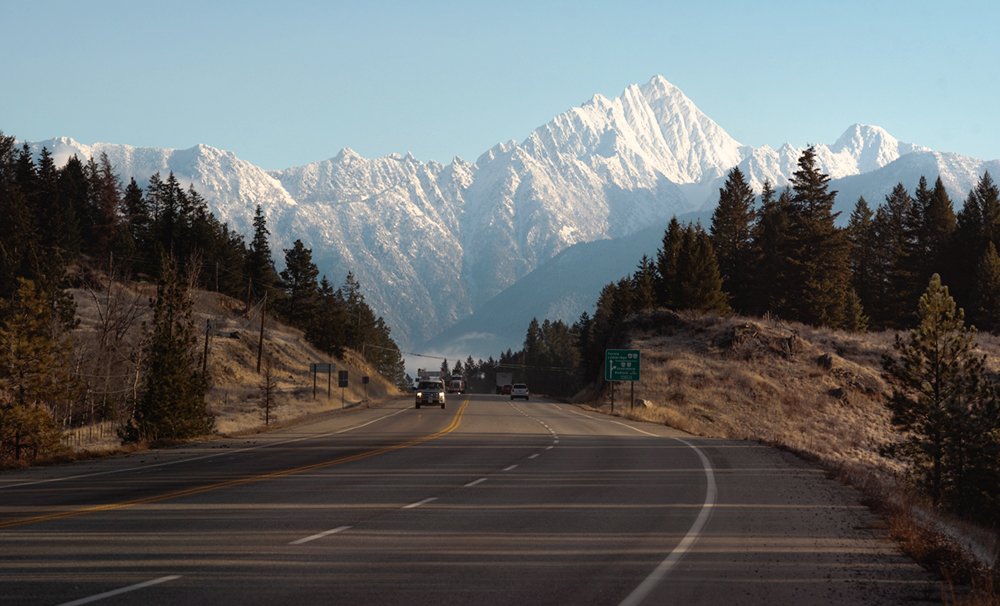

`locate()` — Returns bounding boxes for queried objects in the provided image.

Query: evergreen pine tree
[654,217,683,308]
[952,173,1000,308]
[123,256,213,442]
[278,239,320,328]
[785,147,851,327]
[675,225,730,314]
[89,153,124,265]
[246,205,281,301]
[749,182,793,316]
[122,179,152,271]
[0,136,38,302]
[341,271,376,349]
[882,274,997,514]
[872,183,921,327]
[971,241,1000,332]
[306,275,348,357]
[842,288,869,332]
[0,278,75,463]
[709,167,756,313]
[847,197,878,318]
[922,177,957,284]
[35,148,76,259]
[632,255,656,312]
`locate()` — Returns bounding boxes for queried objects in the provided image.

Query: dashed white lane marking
[502,464,518,472]
[528,454,539,459]
[289,525,352,545]
[464,478,488,487]
[403,497,437,509]
[546,446,554,450]
[58,575,182,606]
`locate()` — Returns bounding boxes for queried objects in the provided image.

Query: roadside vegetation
[0,131,406,466]
[476,147,1000,600]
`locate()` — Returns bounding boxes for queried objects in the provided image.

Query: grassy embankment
[65,280,400,452]
[582,309,998,603]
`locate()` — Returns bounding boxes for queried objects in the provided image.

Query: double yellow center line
[0,400,469,530]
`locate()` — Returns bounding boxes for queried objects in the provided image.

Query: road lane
[0,394,937,605]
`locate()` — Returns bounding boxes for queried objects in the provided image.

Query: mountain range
[28,75,1000,360]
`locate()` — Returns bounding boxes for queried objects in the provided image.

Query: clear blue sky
[3,0,998,169]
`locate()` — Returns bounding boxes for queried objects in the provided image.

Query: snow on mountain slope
[459,75,730,304]
[37,137,297,237]
[831,152,1000,219]
[271,150,470,343]
[25,76,997,351]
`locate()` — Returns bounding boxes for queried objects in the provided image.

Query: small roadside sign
[310,363,334,373]
[605,349,641,382]
[338,370,349,388]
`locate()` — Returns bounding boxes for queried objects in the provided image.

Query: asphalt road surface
[0,394,938,605]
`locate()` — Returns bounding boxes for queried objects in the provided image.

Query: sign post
[338,370,349,408]
[604,349,641,411]
[310,363,334,401]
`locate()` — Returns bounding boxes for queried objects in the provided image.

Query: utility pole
[202,319,211,375]
[256,293,266,374]
[245,277,253,315]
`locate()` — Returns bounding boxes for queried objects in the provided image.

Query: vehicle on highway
[500,384,512,395]
[415,380,446,409]
[495,372,513,394]
[447,374,465,394]
[510,383,529,400]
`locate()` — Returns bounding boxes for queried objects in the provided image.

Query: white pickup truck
[415,380,446,409]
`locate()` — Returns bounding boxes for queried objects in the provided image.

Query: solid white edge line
[502,464,518,472]
[3,407,412,490]
[57,575,182,606]
[464,478,487,487]
[289,525,352,545]
[618,436,717,606]
[403,497,437,509]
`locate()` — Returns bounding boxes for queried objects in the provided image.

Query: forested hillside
[480,147,1000,534]
[0,132,407,465]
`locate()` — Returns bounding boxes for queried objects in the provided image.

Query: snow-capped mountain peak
[24,75,992,354]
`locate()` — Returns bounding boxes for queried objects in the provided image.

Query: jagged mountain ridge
[27,76,997,352]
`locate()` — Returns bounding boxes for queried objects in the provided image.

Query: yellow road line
[0,400,469,530]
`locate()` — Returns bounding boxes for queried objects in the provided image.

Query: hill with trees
[0,131,406,466]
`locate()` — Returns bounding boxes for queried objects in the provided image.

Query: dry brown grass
[607,312,901,474]
[66,282,400,449]
[583,309,999,600]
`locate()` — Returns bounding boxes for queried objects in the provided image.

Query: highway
[0,394,937,605]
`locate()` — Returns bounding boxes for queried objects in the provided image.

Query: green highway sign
[605,349,640,381]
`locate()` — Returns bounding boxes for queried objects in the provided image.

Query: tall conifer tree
[246,205,280,301]
[654,217,683,308]
[785,147,851,327]
[123,256,213,442]
[847,197,878,319]
[971,241,1000,332]
[710,167,756,313]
